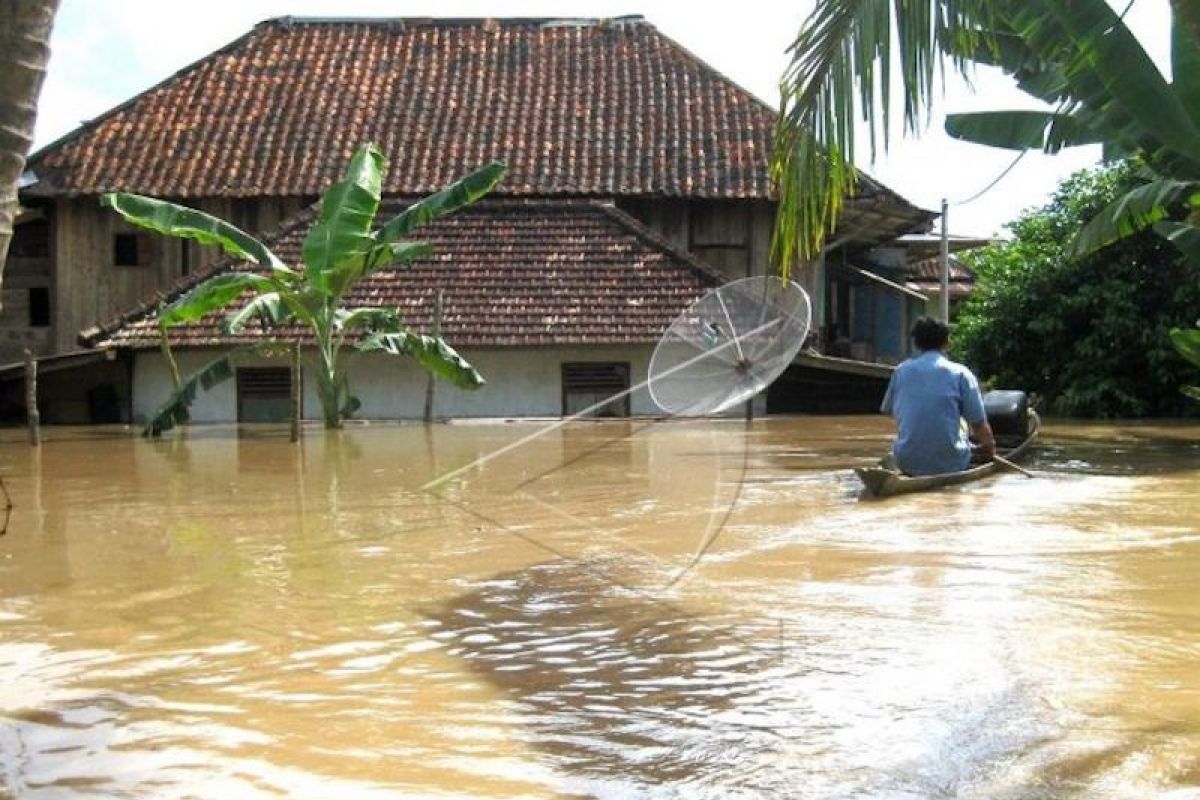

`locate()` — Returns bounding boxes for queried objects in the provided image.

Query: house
[7,15,936,423]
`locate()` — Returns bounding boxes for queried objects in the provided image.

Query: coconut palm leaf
[101,193,288,271]
[771,0,990,273]
[360,330,484,389]
[158,272,278,327]
[302,144,385,295]
[1069,178,1200,258]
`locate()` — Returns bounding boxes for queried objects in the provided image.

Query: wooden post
[290,342,301,443]
[24,349,39,447]
[423,289,444,423]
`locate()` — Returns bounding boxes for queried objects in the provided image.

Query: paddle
[992,454,1034,478]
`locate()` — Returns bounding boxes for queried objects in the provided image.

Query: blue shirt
[880,350,987,476]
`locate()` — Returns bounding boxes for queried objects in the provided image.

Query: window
[562,362,630,417]
[113,233,141,266]
[236,367,294,423]
[28,287,50,328]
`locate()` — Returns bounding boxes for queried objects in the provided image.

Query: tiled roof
[29,16,907,205]
[82,200,724,349]
[905,255,976,298]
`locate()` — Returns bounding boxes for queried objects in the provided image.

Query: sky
[32,0,1174,238]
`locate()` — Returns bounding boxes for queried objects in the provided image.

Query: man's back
[881,351,986,476]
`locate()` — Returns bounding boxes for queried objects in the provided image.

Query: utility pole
[939,197,950,322]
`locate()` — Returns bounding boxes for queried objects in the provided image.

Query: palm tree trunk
[0,0,59,296]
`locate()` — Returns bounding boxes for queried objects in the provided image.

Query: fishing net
[648,276,812,416]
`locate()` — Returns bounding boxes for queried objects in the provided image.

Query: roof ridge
[262,15,649,27]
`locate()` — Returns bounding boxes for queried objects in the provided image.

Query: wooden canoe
[855,412,1040,498]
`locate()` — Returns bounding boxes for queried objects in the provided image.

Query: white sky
[32,0,1174,238]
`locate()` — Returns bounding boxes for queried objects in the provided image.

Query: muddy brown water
[0,418,1198,799]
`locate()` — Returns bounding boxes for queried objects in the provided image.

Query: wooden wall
[616,196,819,307]
[0,212,54,362]
[0,195,312,356]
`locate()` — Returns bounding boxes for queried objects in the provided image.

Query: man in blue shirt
[881,317,996,476]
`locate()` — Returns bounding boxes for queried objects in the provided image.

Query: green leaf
[159,272,277,327]
[945,109,1101,152]
[1008,0,1200,171]
[360,330,485,390]
[1069,178,1200,258]
[302,144,386,296]
[224,292,290,334]
[376,162,506,245]
[365,241,435,272]
[769,1,993,273]
[143,342,296,436]
[1170,327,1200,368]
[333,307,400,333]
[1154,220,1200,265]
[1183,385,1200,401]
[101,193,287,271]
[1173,12,1200,129]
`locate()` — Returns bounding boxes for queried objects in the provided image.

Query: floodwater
[0,417,1198,799]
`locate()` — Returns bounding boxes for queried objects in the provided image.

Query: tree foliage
[953,162,1200,418]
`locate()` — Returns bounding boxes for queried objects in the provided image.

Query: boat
[855,410,1040,498]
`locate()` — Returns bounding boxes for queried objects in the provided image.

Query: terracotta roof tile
[83,199,724,349]
[30,16,908,206]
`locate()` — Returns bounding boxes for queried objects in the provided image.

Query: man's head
[911,316,950,352]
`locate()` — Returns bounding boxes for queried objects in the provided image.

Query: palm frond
[771,0,990,275]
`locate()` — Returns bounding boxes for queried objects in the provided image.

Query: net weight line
[421,315,784,492]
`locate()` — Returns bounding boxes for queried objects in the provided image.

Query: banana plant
[771,0,1200,272]
[773,0,1200,396]
[102,144,505,435]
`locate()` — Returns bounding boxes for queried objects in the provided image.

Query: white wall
[133,345,681,423]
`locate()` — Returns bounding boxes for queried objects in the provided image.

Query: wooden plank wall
[44,195,310,353]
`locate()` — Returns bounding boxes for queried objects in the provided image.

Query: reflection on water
[0,418,1198,798]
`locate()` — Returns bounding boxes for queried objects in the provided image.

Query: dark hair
[911,316,950,351]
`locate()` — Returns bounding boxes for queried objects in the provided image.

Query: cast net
[648,276,812,416]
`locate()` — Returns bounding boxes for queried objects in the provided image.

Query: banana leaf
[159,272,278,327]
[945,109,1100,152]
[359,330,484,389]
[143,343,290,436]
[224,292,290,334]
[376,162,506,246]
[1069,178,1200,258]
[1154,220,1200,265]
[1174,14,1200,130]
[1005,0,1200,171]
[334,307,401,333]
[1170,327,1200,368]
[101,193,287,271]
[364,241,435,272]
[302,144,385,296]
